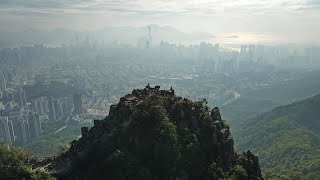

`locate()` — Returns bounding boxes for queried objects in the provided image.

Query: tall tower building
[32,113,42,137]
[58,99,67,117]
[53,99,60,119]
[0,116,15,143]
[42,97,49,114]
[145,25,153,48]
[0,74,6,90]
[48,98,57,121]
[0,119,4,141]
[38,98,46,115]
[32,100,40,114]
[27,112,42,138]
[73,93,83,115]
[19,87,27,107]
[11,115,28,145]
[21,113,31,139]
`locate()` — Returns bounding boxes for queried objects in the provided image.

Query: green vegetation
[54,89,262,179]
[22,117,92,157]
[222,70,320,126]
[221,95,278,126]
[264,171,289,180]
[0,142,54,180]
[235,94,320,179]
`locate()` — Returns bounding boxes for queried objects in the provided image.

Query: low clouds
[0,0,315,17]
[0,0,319,44]
[309,0,320,5]
[227,35,239,39]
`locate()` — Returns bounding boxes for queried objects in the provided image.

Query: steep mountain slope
[235,94,320,179]
[51,86,262,180]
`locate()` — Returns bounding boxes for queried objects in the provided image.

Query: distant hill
[49,86,262,180]
[222,70,320,125]
[241,70,320,105]
[235,93,320,179]
[0,25,214,47]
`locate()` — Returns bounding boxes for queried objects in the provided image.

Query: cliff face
[53,85,263,180]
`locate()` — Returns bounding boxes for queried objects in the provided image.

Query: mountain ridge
[50,85,263,180]
[0,25,214,47]
[235,93,320,179]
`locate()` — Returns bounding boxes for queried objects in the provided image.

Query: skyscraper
[32,97,49,115]
[0,74,6,90]
[0,116,15,143]
[19,87,27,107]
[58,100,66,117]
[39,98,45,115]
[43,97,49,114]
[53,99,60,119]
[32,113,42,137]
[27,112,42,138]
[32,100,40,114]
[73,93,83,115]
[12,115,28,145]
[48,97,57,121]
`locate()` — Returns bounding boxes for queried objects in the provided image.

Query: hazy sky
[0,0,319,44]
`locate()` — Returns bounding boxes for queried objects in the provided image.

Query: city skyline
[0,0,319,44]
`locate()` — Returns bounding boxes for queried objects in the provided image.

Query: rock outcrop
[52,85,263,180]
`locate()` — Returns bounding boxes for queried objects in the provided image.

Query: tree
[153,117,180,178]
[0,142,54,180]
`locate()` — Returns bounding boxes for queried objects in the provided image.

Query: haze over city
[0,0,320,44]
[1,0,320,179]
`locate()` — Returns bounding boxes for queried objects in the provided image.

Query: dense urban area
[1,0,320,178]
[1,26,320,179]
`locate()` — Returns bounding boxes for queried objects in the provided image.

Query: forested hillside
[235,94,320,179]
[222,70,320,125]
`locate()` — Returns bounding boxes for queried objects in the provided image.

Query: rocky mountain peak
[52,85,263,180]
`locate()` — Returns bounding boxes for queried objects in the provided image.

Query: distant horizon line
[0,24,319,46]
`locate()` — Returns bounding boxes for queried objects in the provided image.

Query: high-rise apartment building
[27,112,42,138]
[0,74,6,90]
[73,93,83,115]
[48,98,57,121]
[18,87,27,107]
[0,116,15,143]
